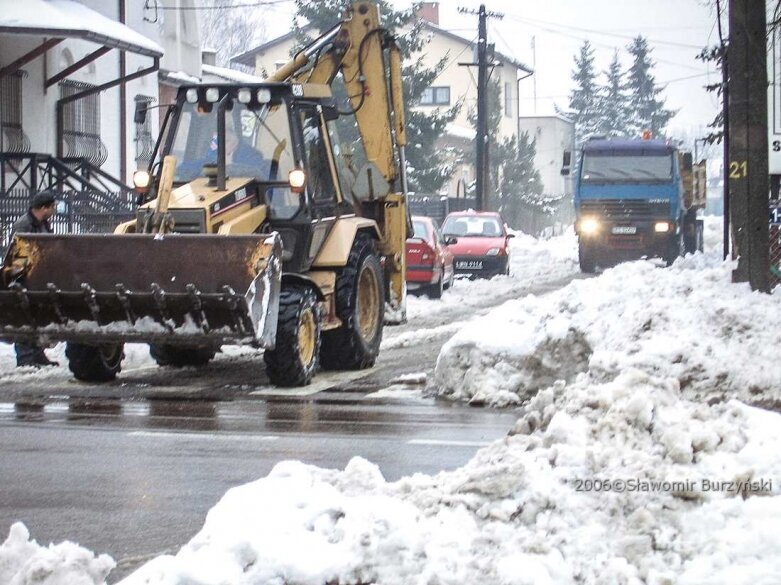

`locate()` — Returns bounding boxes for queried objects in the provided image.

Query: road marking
[407,439,493,448]
[128,431,279,441]
[249,368,374,397]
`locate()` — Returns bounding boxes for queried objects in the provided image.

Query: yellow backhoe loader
[0,0,409,386]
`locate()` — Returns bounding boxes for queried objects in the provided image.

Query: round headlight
[205,87,220,103]
[256,89,271,104]
[185,88,198,103]
[237,88,252,104]
[580,218,599,235]
[133,170,152,189]
[289,169,306,190]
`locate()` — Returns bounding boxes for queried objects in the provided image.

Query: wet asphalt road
[0,273,581,582]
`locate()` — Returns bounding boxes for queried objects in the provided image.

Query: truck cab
[564,137,704,272]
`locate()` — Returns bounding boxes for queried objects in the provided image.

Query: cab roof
[583,138,675,155]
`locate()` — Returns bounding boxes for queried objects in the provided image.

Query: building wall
[246,27,524,197]
[0,0,201,186]
[412,31,519,141]
[518,116,575,198]
[253,41,296,78]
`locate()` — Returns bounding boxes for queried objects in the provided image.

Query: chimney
[417,2,439,25]
[202,48,217,67]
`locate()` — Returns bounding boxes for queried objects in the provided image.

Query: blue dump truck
[562,137,706,273]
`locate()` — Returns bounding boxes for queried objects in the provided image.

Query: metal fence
[407,195,476,225]
[1,189,136,255]
[771,201,781,288]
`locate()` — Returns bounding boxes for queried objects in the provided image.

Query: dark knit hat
[31,191,56,209]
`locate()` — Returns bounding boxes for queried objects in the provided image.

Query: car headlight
[580,217,599,235]
[486,248,500,256]
[654,221,670,233]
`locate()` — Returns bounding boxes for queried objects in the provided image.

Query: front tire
[66,343,124,382]
[578,243,596,273]
[149,344,217,368]
[320,233,384,370]
[264,285,321,387]
[427,270,444,299]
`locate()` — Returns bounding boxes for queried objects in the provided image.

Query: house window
[59,80,107,166]
[134,95,155,164]
[0,70,29,153]
[419,86,450,106]
[504,82,512,118]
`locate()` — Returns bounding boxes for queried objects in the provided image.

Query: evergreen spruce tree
[625,36,675,136]
[597,50,631,137]
[497,132,545,230]
[292,0,457,193]
[561,41,600,146]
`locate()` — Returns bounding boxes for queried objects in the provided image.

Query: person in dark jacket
[11,191,59,367]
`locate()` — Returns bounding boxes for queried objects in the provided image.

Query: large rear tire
[320,233,384,370]
[264,285,321,387]
[149,344,217,368]
[66,343,124,382]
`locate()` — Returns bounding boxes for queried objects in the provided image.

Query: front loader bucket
[0,233,282,348]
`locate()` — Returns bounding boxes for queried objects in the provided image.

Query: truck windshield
[171,100,295,184]
[582,154,673,183]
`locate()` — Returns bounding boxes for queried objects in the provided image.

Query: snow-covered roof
[202,64,264,84]
[0,0,163,58]
[445,123,475,140]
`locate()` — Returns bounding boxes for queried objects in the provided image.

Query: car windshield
[411,220,429,240]
[171,99,295,184]
[442,216,503,237]
[582,153,673,183]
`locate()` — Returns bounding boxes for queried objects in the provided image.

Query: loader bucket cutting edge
[0,233,282,347]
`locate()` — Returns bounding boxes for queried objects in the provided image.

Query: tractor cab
[134,83,361,274]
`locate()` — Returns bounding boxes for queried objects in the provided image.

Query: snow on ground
[435,216,775,408]
[10,217,780,584]
[0,523,114,585]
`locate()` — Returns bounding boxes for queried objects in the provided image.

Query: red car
[441,211,514,277]
[406,215,455,298]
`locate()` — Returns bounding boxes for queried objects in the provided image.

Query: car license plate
[612,226,637,235]
[456,260,483,270]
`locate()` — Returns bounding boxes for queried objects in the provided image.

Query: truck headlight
[580,217,599,235]
[654,222,670,233]
[486,248,500,256]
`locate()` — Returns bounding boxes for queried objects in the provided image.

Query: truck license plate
[456,260,483,270]
[612,226,637,235]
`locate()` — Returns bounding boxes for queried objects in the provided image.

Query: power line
[151,0,293,10]
[502,13,704,50]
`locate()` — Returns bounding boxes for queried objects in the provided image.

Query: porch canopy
[0,0,163,64]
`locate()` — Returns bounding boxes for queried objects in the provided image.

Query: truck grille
[580,199,669,220]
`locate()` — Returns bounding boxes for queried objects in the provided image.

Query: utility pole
[728,0,769,292]
[459,5,503,212]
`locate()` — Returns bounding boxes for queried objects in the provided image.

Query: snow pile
[435,252,781,407]
[120,368,781,584]
[0,523,114,585]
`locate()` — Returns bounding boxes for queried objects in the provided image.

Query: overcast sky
[260,0,721,140]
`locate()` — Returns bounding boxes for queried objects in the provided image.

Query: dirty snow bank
[435,251,781,407]
[0,522,114,585]
[120,366,781,584]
